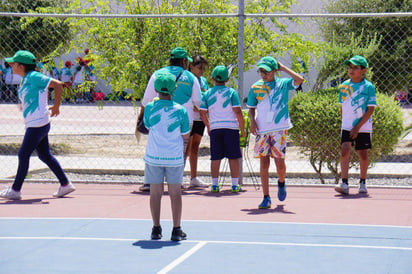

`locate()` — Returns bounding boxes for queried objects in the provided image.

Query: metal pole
[238,0,245,185]
[238,0,245,100]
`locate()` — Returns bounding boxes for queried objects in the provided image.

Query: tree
[66,0,322,99]
[318,0,412,93]
[0,0,72,60]
[312,32,381,91]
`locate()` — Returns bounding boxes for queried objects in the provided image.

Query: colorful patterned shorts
[254,130,287,159]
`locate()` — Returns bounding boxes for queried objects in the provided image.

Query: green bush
[289,88,403,183]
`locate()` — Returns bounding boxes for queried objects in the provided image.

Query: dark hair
[169,58,185,68]
[21,63,37,73]
[191,55,208,67]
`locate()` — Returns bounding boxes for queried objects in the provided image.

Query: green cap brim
[4,57,14,63]
[187,56,193,62]
[344,59,364,67]
[257,64,273,72]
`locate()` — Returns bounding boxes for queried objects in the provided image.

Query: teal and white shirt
[18,71,52,128]
[247,78,296,134]
[143,99,190,167]
[142,66,201,126]
[193,76,209,121]
[60,67,73,83]
[339,79,376,133]
[200,86,241,130]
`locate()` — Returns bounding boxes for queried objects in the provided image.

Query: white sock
[232,177,239,186]
[212,177,219,186]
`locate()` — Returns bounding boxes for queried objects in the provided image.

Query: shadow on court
[133,240,181,249]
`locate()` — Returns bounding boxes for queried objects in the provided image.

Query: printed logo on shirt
[339,84,353,101]
[251,84,270,101]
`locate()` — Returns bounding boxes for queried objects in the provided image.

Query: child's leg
[340,142,352,180]
[189,133,202,179]
[36,132,69,185]
[211,159,221,182]
[12,125,50,192]
[260,156,270,196]
[357,149,369,179]
[150,183,164,227]
[274,157,286,182]
[168,183,182,228]
[228,158,240,184]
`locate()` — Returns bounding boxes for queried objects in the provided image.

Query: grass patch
[0,143,72,155]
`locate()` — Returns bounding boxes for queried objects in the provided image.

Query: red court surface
[1,183,411,227]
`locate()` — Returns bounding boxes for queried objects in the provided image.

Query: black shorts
[190,120,206,136]
[210,129,242,160]
[341,130,372,150]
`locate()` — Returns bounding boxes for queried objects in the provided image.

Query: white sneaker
[139,184,150,192]
[53,182,76,198]
[335,183,349,195]
[190,177,208,187]
[358,183,368,194]
[0,187,21,200]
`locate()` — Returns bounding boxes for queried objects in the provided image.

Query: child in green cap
[335,55,376,195]
[247,56,304,209]
[200,65,246,193]
[143,72,190,241]
[0,50,75,200]
[138,47,201,191]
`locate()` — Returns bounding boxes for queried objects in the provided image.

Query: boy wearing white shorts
[247,56,304,209]
[143,72,190,241]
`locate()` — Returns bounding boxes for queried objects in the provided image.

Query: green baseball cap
[5,50,36,65]
[257,56,278,72]
[344,55,368,68]
[212,65,229,82]
[154,72,177,95]
[170,47,193,62]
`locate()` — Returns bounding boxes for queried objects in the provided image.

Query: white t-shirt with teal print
[142,66,201,125]
[193,76,209,121]
[60,67,73,83]
[339,79,376,133]
[18,71,52,128]
[200,86,241,130]
[247,78,296,134]
[143,99,190,167]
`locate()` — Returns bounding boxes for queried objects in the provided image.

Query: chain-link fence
[0,0,411,184]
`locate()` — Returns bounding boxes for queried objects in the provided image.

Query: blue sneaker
[231,185,241,193]
[278,185,287,201]
[211,185,220,193]
[258,196,271,209]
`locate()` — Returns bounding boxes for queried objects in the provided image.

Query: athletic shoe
[0,187,21,200]
[151,226,162,240]
[53,182,76,198]
[258,196,271,209]
[335,182,349,195]
[358,183,368,194]
[231,185,242,193]
[190,177,208,187]
[211,184,220,193]
[139,184,150,192]
[277,185,287,201]
[171,227,187,241]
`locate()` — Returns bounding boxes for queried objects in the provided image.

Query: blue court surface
[0,218,411,273]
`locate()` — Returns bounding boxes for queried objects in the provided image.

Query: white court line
[0,237,411,251]
[157,241,207,274]
[1,217,411,229]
